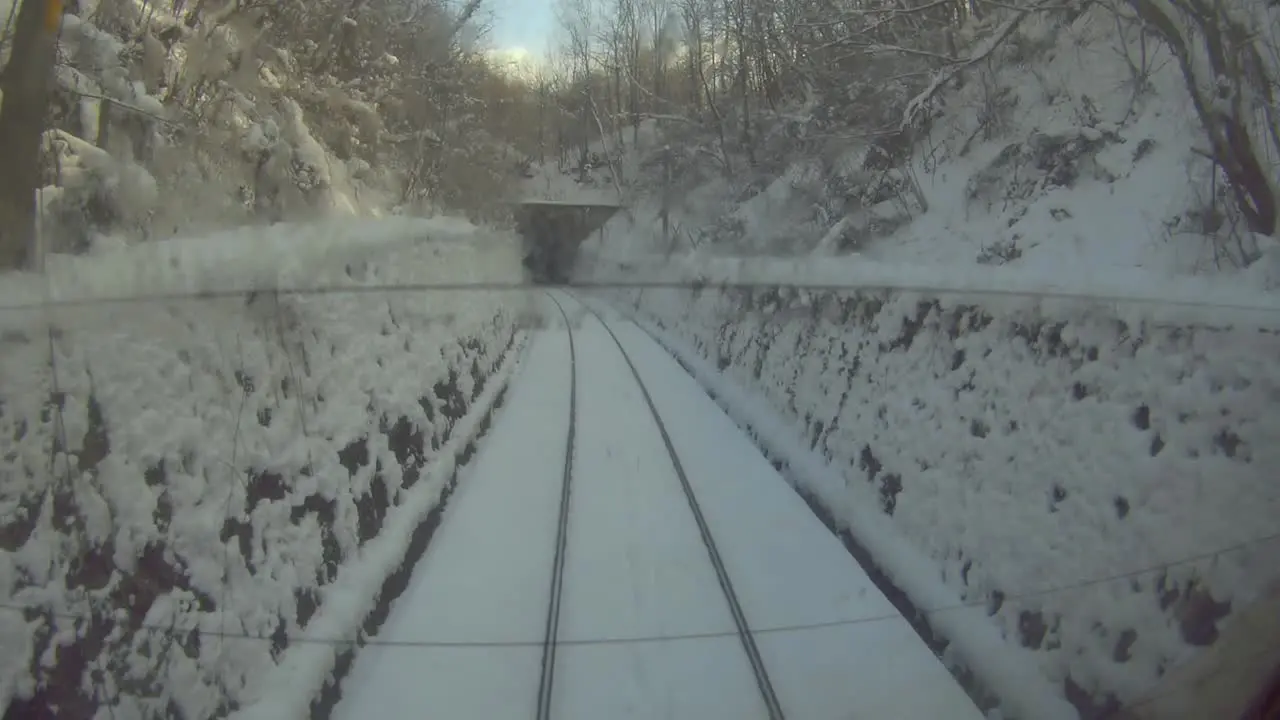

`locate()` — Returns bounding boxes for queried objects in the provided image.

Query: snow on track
[336,292,985,720]
[534,293,578,720]
[332,316,572,719]
[552,293,768,720]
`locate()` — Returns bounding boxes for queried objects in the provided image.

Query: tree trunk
[0,0,60,269]
[630,29,640,145]
[1127,0,1277,236]
[611,43,623,147]
[537,82,546,164]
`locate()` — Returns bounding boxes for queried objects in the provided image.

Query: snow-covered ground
[861,6,1278,281]
[0,218,530,716]
[331,292,987,720]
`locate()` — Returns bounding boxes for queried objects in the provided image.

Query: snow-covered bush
[4,0,547,257]
[39,130,159,252]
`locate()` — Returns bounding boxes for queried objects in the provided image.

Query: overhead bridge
[515,201,621,285]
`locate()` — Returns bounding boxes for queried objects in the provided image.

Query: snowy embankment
[0,218,529,717]
[594,255,1280,717]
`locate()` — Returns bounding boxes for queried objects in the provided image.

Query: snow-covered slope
[0,218,531,716]
[578,4,1278,289]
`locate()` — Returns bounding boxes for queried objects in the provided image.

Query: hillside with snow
[568,4,1278,291]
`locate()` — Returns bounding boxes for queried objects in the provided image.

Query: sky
[488,0,557,64]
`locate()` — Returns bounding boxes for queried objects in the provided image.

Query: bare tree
[1124,0,1277,236]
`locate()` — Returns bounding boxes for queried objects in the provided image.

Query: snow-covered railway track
[534,291,577,720]
[561,291,787,720]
